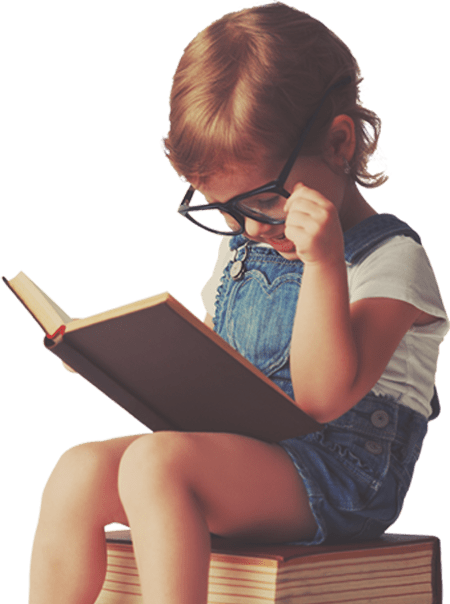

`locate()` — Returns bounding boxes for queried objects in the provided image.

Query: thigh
[137,431,318,544]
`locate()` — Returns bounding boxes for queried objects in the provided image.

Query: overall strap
[229,234,249,251]
[428,388,440,420]
[343,213,421,265]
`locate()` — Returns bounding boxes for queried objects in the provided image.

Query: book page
[65,291,169,332]
[4,272,72,336]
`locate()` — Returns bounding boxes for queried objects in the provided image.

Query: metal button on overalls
[365,441,383,455]
[370,410,390,429]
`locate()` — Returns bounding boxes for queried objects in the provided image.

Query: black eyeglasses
[177,77,351,236]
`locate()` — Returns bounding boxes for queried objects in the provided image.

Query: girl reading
[29,4,448,604]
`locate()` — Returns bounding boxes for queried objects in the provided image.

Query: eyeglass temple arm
[179,186,195,211]
[277,76,352,185]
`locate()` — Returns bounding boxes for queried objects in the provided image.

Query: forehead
[194,163,279,203]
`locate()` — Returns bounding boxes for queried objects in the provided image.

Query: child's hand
[62,361,77,373]
[284,183,345,266]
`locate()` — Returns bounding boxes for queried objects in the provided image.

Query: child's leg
[29,434,143,604]
[118,431,317,604]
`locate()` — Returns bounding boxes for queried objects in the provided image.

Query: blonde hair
[164,2,386,187]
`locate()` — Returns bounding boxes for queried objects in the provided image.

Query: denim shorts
[279,392,428,545]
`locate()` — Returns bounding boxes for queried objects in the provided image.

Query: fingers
[62,361,77,373]
[284,182,330,213]
[284,184,334,234]
[283,183,344,265]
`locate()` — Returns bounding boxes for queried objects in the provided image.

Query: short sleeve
[348,235,448,331]
[201,237,233,317]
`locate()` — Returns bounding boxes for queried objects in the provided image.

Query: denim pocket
[310,426,392,513]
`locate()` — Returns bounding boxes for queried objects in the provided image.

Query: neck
[339,182,377,232]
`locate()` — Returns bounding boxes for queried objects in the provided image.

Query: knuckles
[284,187,343,263]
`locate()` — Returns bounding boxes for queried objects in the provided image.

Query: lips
[265,234,296,253]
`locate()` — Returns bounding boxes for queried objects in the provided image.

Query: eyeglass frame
[177,76,351,236]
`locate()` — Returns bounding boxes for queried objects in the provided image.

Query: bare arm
[290,263,423,423]
[284,184,425,423]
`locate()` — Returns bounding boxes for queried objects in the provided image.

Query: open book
[3,272,321,442]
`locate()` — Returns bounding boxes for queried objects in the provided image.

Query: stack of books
[94,529,442,604]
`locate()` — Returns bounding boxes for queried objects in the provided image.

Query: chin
[278,250,300,261]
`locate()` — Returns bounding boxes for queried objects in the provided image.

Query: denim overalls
[213,214,432,545]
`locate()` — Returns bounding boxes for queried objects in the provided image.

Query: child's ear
[325,114,356,168]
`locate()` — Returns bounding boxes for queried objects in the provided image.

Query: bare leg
[29,434,143,604]
[118,431,317,604]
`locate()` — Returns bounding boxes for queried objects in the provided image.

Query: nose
[244,217,275,239]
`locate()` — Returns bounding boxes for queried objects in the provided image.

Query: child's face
[195,154,347,261]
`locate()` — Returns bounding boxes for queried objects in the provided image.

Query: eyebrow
[240,193,281,203]
[202,183,283,207]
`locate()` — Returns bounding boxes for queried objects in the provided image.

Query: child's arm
[285,184,426,423]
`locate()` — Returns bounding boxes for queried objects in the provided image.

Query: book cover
[4,272,321,442]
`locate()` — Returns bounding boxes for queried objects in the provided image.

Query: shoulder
[349,235,432,283]
[348,235,448,324]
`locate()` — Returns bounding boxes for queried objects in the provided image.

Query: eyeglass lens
[236,192,287,221]
[187,204,242,234]
[188,191,287,234]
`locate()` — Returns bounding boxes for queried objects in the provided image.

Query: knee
[118,432,195,505]
[40,441,115,515]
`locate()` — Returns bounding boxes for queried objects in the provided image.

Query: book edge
[105,529,439,564]
[65,292,171,333]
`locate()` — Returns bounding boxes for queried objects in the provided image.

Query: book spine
[45,335,176,432]
[432,538,442,604]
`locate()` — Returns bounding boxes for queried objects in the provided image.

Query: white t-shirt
[202,235,449,418]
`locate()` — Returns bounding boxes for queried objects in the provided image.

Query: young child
[29,4,448,604]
